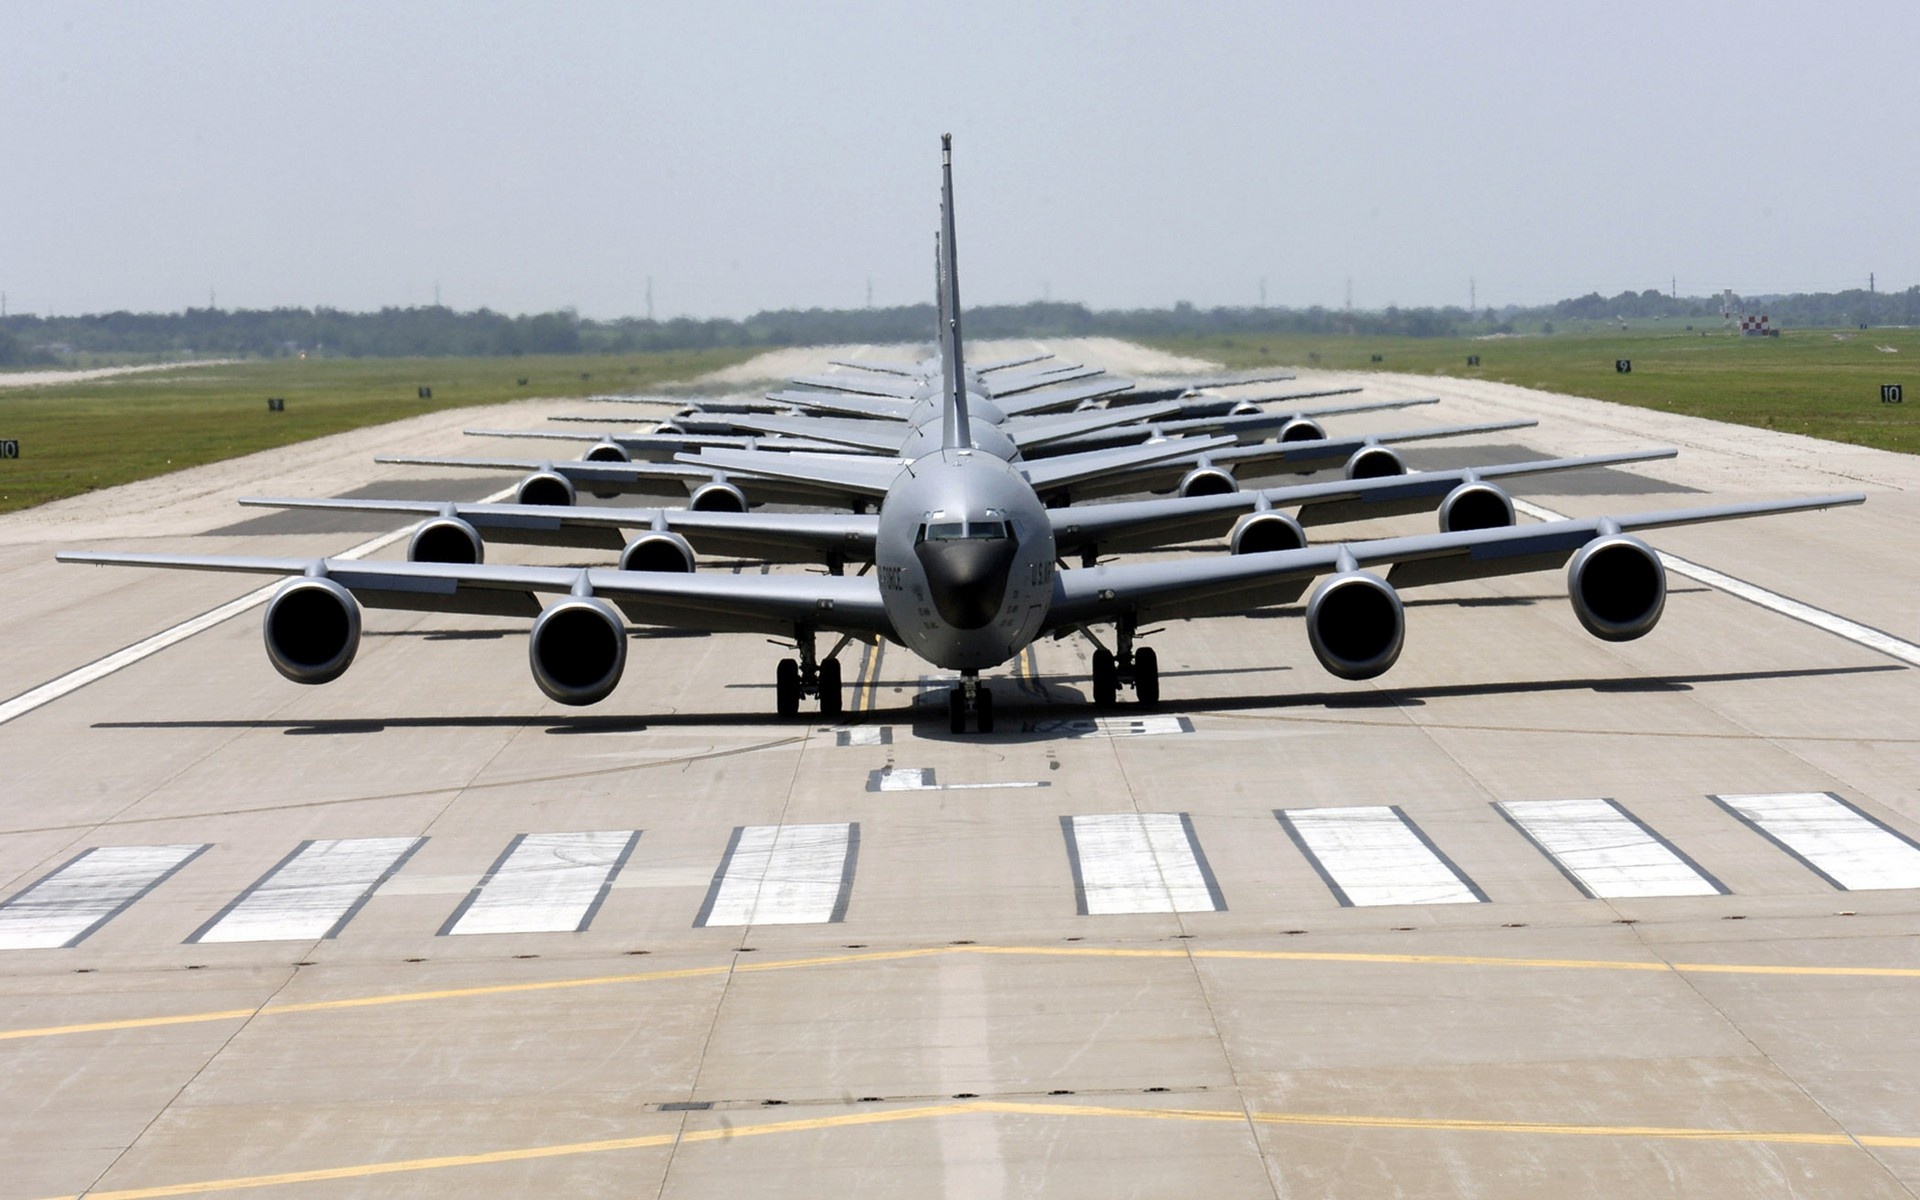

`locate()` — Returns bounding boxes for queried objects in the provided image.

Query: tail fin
[938,133,972,452]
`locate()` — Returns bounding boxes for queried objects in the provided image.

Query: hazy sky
[4,1,1914,319]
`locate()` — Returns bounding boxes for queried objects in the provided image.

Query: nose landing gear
[947,671,994,734]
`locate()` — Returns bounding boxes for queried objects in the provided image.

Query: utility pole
[434,281,441,308]
[1259,277,1267,308]
[1469,276,1476,314]
[866,276,873,309]
[646,276,654,322]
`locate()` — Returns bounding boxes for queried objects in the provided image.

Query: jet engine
[619,531,696,573]
[1567,534,1665,641]
[263,577,361,685]
[1276,417,1327,443]
[689,480,749,513]
[407,516,484,564]
[1229,400,1265,417]
[1437,481,1516,533]
[1305,570,1404,680]
[655,421,685,436]
[1344,445,1405,480]
[529,596,628,706]
[516,470,577,507]
[1178,464,1239,498]
[583,441,630,464]
[1229,511,1307,555]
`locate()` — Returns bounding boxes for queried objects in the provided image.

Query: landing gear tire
[775,658,801,717]
[975,684,994,734]
[1134,646,1160,707]
[818,657,843,717]
[948,686,968,735]
[1091,649,1118,708]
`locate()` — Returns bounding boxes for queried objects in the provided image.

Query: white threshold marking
[1,485,517,727]
[1064,813,1224,915]
[832,726,891,747]
[695,823,858,927]
[868,767,1047,792]
[1025,715,1194,739]
[1714,792,1920,891]
[189,836,423,943]
[0,844,209,949]
[1278,806,1485,907]
[440,831,640,936]
[1499,798,1724,898]
[1513,498,1920,668]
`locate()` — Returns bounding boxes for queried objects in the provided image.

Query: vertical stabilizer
[938,133,972,452]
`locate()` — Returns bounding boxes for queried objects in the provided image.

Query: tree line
[3,287,1915,365]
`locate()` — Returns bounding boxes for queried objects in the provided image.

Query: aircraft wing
[1044,449,1680,555]
[55,553,895,639]
[984,365,1105,397]
[1019,398,1443,459]
[462,429,852,457]
[827,357,926,377]
[1044,494,1865,629]
[990,378,1136,414]
[788,373,924,399]
[720,413,909,453]
[999,401,1189,451]
[237,497,881,561]
[973,351,1055,374]
[1017,435,1240,495]
[762,390,919,420]
[372,455,876,509]
[673,447,907,499]
[1114,370,1302,404]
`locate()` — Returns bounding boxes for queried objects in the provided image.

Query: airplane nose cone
[914,538,1017,629]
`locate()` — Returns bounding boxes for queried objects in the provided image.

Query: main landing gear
[774,631,844,718]
[1088,617,1159,709]
[947,671,994,735]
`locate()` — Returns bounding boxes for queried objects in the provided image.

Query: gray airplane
[59,137,1864,735]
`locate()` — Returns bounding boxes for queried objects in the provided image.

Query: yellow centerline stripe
[8,943,1918,1044]
[37,1099,1920,1198]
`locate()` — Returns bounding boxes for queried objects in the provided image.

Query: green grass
[0,349,754,514]
[1145,325,1920,454]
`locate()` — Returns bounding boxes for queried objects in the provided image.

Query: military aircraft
[59,136,1864,734]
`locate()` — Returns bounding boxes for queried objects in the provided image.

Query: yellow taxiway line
[35,1097,1920,1198]
[6,943,1917,1045]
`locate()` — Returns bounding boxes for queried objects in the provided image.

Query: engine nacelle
[529,596,628,706]
[408,516,484,564]
[1276,417,1327,443]
[1437,481,1516,533]
[619,531,696,573]
[1178,465,1239,498]
[689,480,749,513]
[1229,511,1307,555]
[1344,444,1405,480]
[263,577,362,685]
[583,441,630,464]
[1567,534,1665,642]
[516,470,577,507]
[1305,570,1405,680]
[654,421,685,436]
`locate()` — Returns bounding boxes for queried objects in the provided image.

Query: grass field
[0,350,753,514]
[1147,325,1920,455]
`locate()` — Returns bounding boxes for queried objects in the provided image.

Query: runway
[4,341,1919,1197]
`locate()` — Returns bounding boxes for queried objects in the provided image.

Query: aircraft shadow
[92,664,1900,739]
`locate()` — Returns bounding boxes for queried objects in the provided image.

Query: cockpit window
[915,519,1011,544]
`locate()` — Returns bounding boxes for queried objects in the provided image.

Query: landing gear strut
[1088,617,1159,709]
[947,671,994,735]
[774,629,844,717]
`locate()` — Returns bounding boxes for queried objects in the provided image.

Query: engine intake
[529,596,628,706]
[1568,534,1665,641]
[583,441,630,463]
[1277,417,1327,443]
[1344,445,1405,480]
[619,531,696,573]
[1229,511,1307,555]
[1438,481,1516,533]
[408,516,484,564]
[689,480,749,513]
[263,577,361,685]
[1178,465,1239,498]
[1305,570,1405,680]
[516,470,577,507]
